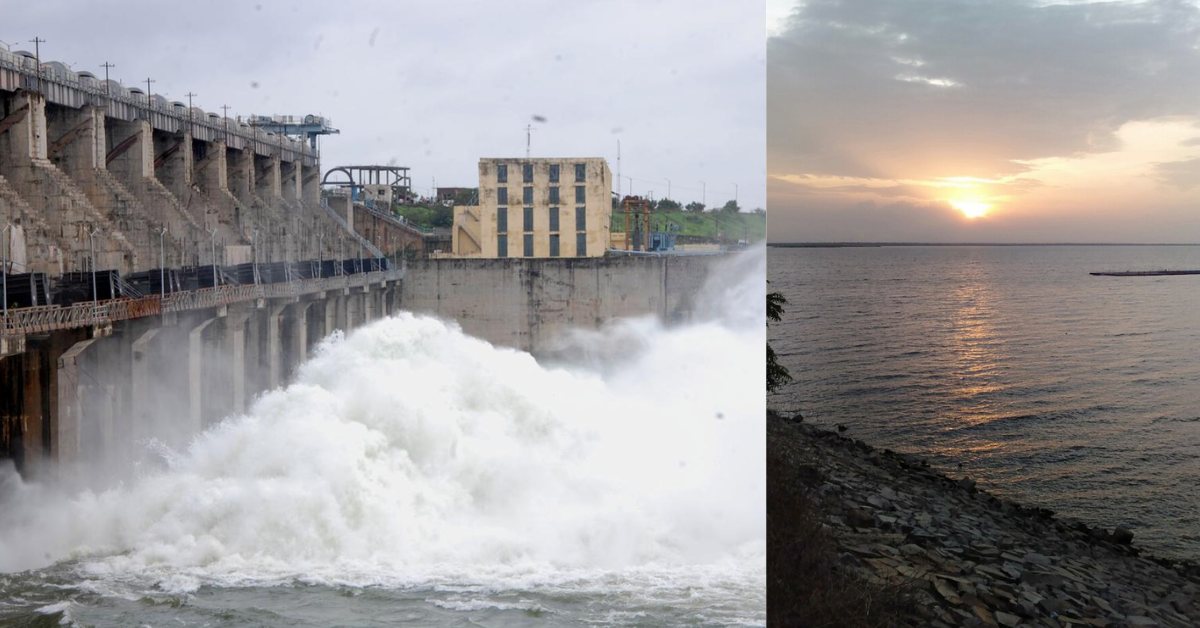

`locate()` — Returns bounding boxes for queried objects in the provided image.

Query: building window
[549,207,559,232]
[576,233,587,257]
[523,186,533,204]
[523,163,533,183]
[549,164,560,183]
[524,233,533,257]
[549,186,559,204]
[574,163,585,182]
[497,187,508,205]
[497,164,507,183]
[575,186,585,203]
[550,234,560,257]
[575,206,586,231]
[498,234,507,258]
[497,207,507,233]
[523,206,533,231]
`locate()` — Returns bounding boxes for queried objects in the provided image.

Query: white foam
[0,249,766,600]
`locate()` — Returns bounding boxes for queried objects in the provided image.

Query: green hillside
[612,210,766,241]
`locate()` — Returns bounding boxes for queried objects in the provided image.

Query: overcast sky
[769,0,1200,243]
[5,0,764,210]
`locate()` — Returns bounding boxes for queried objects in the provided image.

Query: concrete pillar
[55,338,97,465]
[222,310,255,414]
[281,160,301,202]
[284,301,311,377]
[255,154,281,200]
[301,164,321,205]
[20,342,48,474]
[266,301,289,389]
[188,316,220,433]
[346,292,362,330]
[47,105,105,172]
[130,327,161,445]
[227,145,252,204]
[0,92,48,162]
[105,118,153,184]
[194,139,227,195]
[154,130,193,206]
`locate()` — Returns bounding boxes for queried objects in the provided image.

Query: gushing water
[0,249,765,624]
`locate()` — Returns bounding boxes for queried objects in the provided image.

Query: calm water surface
[769,245,1200,559]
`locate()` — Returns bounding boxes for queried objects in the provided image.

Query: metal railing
[1,267,403,338]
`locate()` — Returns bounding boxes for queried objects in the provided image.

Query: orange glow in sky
[949,199,991,219]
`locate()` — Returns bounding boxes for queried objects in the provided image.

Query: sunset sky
[768,0,1200,243]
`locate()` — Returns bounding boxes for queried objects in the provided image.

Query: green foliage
[720,200,740,213]
[685,201,706,213]
[767,291,792,393]
[451,188,478,206]
[655,198,682,212]
[611,210,766,241]
[395,204,453,229]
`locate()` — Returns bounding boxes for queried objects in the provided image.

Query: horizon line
[767,242,1200,247]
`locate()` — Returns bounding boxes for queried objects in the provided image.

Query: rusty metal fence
[2,268,403,338]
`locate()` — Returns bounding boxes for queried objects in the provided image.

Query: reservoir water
[768,244,1200,560]
[0,251,766,627]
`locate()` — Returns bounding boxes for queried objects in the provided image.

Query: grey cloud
[1153,157,1200,190]
[769,0,1200,241]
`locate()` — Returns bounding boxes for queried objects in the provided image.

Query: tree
[752,207,765,215]
[656,198,682,212]
[430,204,454,228]
[451,188,478,206]
[767,291,792,393]
[685,201,706,213]
[721,200,740,213]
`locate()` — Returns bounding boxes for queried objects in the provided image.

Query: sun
[949,199,992,219]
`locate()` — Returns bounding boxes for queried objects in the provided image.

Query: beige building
[452,157,613,258]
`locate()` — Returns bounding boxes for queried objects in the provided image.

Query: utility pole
[100,62,115,102]
[665,178,671,200]
[185,91,197,132]
[29,37,45,95]
[144,77,156,106]
[733,182,738,211]
[221,104,230,141]
[700,180,706,209]
[617,140,621,201]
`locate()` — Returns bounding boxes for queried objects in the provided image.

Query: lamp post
[156,226,168,295]
[665,178,671,200]
[207,227,218,288]
[88,227,100,319]
[2,223,10,321]
[700,180,706,209]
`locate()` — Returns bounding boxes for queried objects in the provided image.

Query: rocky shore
[769,412,1200,628]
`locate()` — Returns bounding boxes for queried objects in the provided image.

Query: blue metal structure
[247,114,339,150]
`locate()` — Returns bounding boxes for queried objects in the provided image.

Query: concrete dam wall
[401,255,726,354]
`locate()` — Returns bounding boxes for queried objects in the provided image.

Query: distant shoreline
[768,242,1200,248]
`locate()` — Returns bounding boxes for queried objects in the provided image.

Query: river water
[0,251,766,627]
[768,244,1200,559]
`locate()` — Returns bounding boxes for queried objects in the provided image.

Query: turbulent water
[0,250,765,627]
[769,244,1200,559]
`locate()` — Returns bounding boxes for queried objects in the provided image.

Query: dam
[0,51,728,480]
